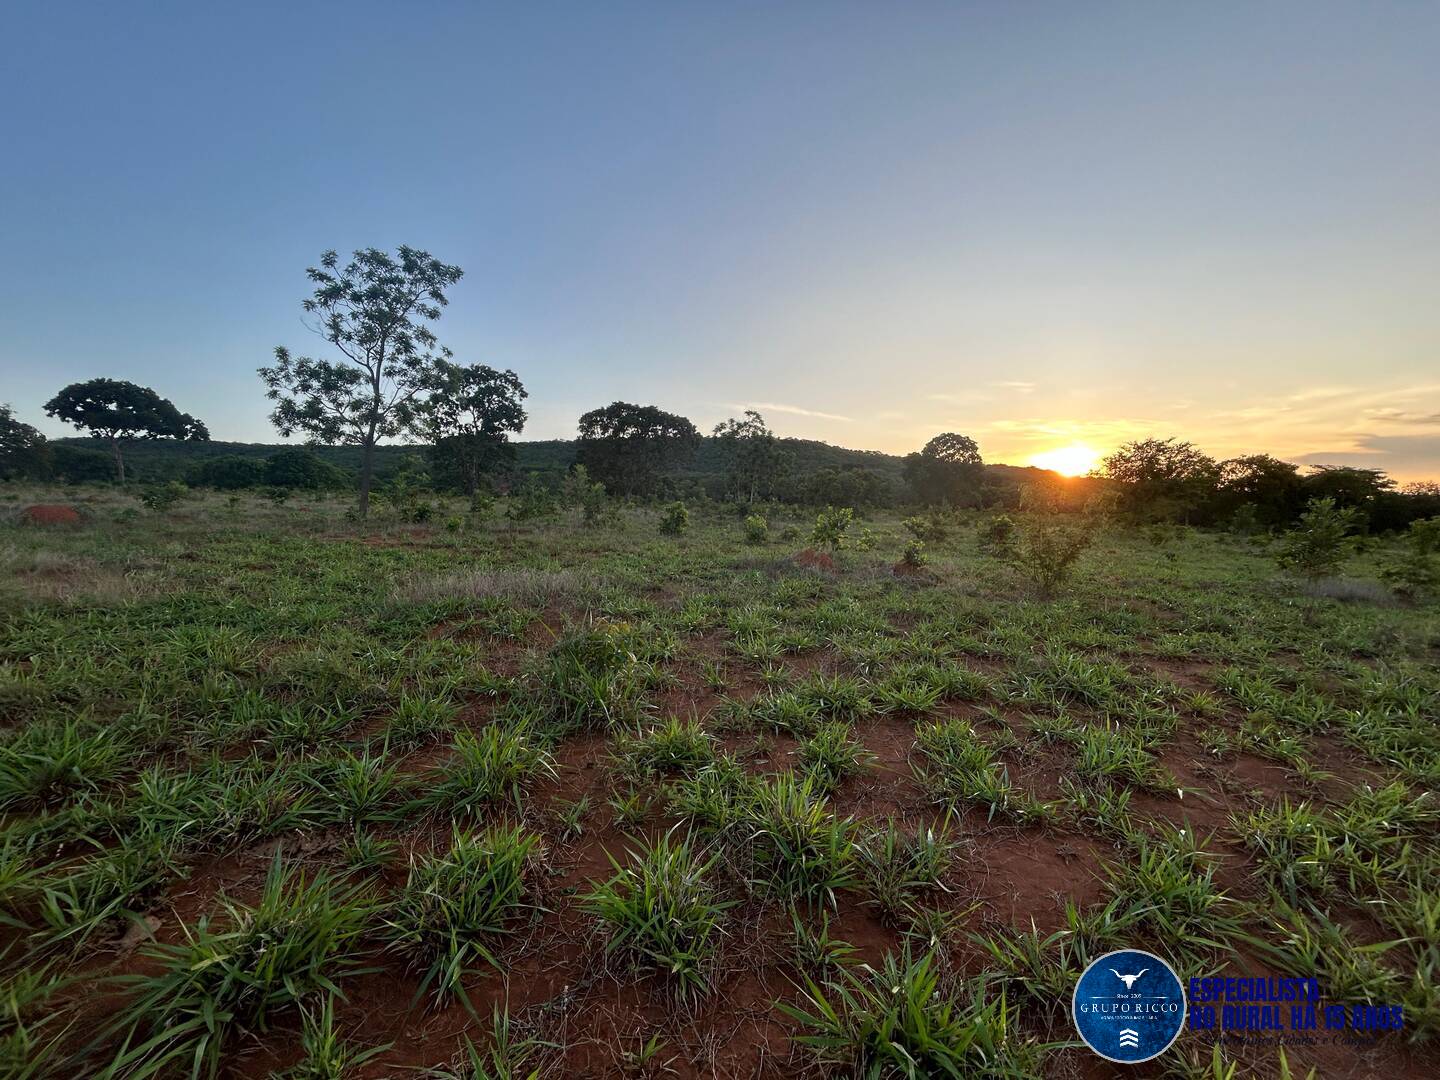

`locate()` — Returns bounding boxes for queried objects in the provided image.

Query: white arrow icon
[1118,1028,1140,1048]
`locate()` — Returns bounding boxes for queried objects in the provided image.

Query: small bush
[810,506,853,551]
[137,480,189,513]
[659,501,690,536]
[902,512,949,544]
[506,480,559,523]
[976,515,1015,557]
[264,486,291,506]
[1008,520,1091,596]
[1381,517,1440,600]
[744,514,768,544]
[1276,497,1362,580]
[901,539,927,568]
[563,465,612,526]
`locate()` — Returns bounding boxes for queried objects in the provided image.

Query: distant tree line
[1072,437,1439,533]
[5,245,1438,530]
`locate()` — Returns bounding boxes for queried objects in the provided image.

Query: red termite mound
[19,505,83,526]
[794,547,836,572]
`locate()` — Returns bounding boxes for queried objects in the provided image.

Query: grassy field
[1,487,1437,1078]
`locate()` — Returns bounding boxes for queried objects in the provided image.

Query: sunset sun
[1029,443,1102,477]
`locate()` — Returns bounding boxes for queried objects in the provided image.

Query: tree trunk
[110,438,126,484]
[358,438,376,519]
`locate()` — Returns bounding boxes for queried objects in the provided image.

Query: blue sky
[3,2,1438,478]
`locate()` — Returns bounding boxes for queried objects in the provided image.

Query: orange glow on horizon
[1029,443,1102,477]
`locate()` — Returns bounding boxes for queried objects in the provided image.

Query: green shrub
[1276,497,1362,580]
[137,480,189,513]
[1381,516,1440,600]
[506,480,558,522]
[659,501,690,535]
[744,514,768,544]
[901,539,927,568]
[902,512,949,544]
[976,514,1015,557]
[1008,520,1092,596]
[810,506,853,551]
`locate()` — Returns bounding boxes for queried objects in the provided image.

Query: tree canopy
[1099,437,1218,521]
[903,432,984,506]
[574,402,699,497]
[259,246,463,516]
[420,361,527,499]
[712,410,787,503]
[43,378,208,482]
[0,404,50,481]
[1214,454,1304,524]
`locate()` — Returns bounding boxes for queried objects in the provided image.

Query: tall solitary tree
[43,379,208,483]
[574,402,699,497]
[712,410,787,503]
[419,360,528,504]
[903,432,984,506]
[259,247,464,517]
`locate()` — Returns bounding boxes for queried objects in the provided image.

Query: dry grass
[0,545,171,603]
[1298,576,1394,605]
[393,567,596,606]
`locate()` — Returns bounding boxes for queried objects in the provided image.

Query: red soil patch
[793,548,835,572]
[19,504,82,525]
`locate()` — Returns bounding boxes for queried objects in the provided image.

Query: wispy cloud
[984,417,1158,445]
[1365,408,1440,425]
[991,380,1036,393]
[737,402,852,422]
[926,391,990,404]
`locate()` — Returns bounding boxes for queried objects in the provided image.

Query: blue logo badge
[1072,948,1187,1063]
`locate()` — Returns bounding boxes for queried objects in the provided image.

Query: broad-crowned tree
[1099,437,1219,522]
[0,404,51,481]
[574,402,699,497]
[903,432,984,506]
[712,410,787,503]
[1215,454,1304,524]
[419,361,527,502]
[43,379,208,483]
[259,247,463,517]
[1301,465,1394,509]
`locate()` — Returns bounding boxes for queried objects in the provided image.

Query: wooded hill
[50,435,911,486]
